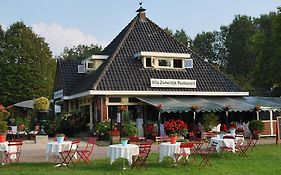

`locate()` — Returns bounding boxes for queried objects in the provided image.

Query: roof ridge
[92,15,139,90]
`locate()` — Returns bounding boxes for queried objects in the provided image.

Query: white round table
[159,142,190,163]
[210,137,235,153]
[45,141,74,160]
[107,144,139,166]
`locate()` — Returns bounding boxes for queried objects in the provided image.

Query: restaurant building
[53,7,281,136]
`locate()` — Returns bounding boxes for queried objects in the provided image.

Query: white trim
[270,110,273,135]
[134,51,190,58]
[62,90,249,100]
[82,55,109,62]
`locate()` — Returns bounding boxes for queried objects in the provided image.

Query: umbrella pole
[193,111,196,132]
[226,111,229,128]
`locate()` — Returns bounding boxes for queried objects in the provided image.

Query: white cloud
[32,22,99,56]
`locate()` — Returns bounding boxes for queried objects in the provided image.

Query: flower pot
[56,136,64,143]
[169,135,177,144]
[0,133,6,142]
[111,135,120,144]
[121,139,128,146]
[220,133,225,139]
[229,129,236,135]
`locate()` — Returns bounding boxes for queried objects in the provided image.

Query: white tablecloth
[0,142,17,161]
[159,142,190,163]
[210,138,235,153]
[45,141,77,160]
[107,144,139,165]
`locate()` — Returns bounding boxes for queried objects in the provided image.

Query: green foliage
[60,44,102,60]
[60,110,88,137]
[249,120,264,132]
[0,22,56,106]
[122,123,137,137]
[0,121,8,133]
[95,121,110,134]
[163,28,192,47]
[34,97,50,111]
[202,113,218,132]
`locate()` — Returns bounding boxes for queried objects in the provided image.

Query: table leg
[122,158,126,170]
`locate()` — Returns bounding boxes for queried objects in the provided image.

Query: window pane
[146,57,152,67]
[158,59,171,67]
[174,59,182,68]
[109,98,121,103]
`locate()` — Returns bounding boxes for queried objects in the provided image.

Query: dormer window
[81,55,109,72]
[134,51,191,69]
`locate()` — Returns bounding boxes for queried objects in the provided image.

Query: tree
[60,44,102,60]
[0,22,55,106]
[193,31,216,62]
[251,13,276,93]
[163,28,191,47]
[224,15,256,77]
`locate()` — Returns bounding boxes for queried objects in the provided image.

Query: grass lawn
[1,144,281,175]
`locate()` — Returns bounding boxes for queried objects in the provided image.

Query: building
[53,7,281,136]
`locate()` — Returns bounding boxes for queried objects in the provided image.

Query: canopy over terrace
[138,96,281,113]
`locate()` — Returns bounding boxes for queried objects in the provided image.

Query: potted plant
[0,104,12,142]
[164,119,188,144]
[111,128,120,144]
[249,120,264,139]
[95,121,110,140]
[34,97,50,111]
[229,122,237,135]
[202,113,218,132]
[56,133,65,143]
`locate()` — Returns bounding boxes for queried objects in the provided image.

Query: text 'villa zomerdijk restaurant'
[53,7,281,137]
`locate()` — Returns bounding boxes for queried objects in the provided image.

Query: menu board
[276,117,281,144]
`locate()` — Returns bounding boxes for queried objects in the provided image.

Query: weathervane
[136,2,146,12]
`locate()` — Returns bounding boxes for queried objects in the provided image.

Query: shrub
[34,97,50,111]
[202,113,218,132]
[249,120,264,132]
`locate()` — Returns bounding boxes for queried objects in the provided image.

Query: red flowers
[229,123,237,129]
[146,124,154,133]
[164,119,188,136]
[111,129,120,136]
[220,124,227,132]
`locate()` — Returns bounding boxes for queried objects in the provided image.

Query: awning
[13,100,34,109]
[138,96,281,113]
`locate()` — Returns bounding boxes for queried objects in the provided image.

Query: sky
[0,0,280,56]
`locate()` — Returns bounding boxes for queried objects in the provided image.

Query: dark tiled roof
[65,13,243,96]
[55,59,83,96]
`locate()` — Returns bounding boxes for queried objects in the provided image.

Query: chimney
[136,5,146,21]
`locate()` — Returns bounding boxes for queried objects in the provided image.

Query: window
[87,62,94,69]
[184,59,193,68]
[158,58,171,67]
[173,59,182,68]
[109,97,121,103]
[146,57,152,67]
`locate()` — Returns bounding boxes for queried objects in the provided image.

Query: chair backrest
[70,139,80,151]
[8,141,23,153]
[129,136,140,144]
[180,142,194,149]
[139,144,151,157]
[145,139,154,145]
[223,135,235,139]
[85,137,97,151]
